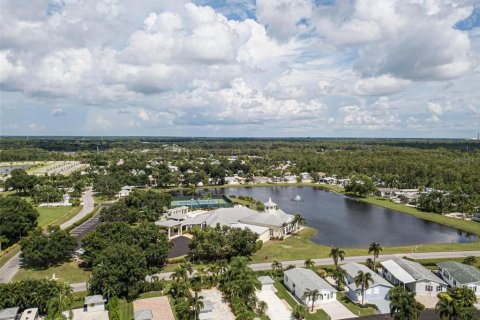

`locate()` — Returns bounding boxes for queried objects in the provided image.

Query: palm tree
[271,260,283,277]
[368,242,382,269]
[354,271,374,305]
[388,286,424,320]
[170,266,188,282]
[365,258,376,271]
[329,247,345,268]
[292,304,308,319]
[302,288,321,312]
[304,258,315,269]
[293,213,306,230]
[45,283,73,320]
[256,300,268,316]
[188,292,204,320]
[331,268,347,291]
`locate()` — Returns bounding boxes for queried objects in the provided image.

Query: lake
[209,186,477,247]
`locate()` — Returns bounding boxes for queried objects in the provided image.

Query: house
[380,258,447,296]
[119,186,133,198]
[319,177,336,184]
[300,172,311,183]
[134,310,153,320]
[0,308,19,320]
[340,262,393,314]
[85,295,107,312]
[284,268,337,307]
[224,176,239,185]
[437,261,480,297]
[376,188,399,198]
[258,276,275,291]
[336,179,350,187]
[19,309,38,320]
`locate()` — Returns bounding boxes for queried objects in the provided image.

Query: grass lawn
[71,291,88,309]
[13,260,91,283]
[93,194,114,204]
[357,196,480,236]
[119,299,133,320]
[36,206,76,227]
[251,228,480,263]
[336,292,376,317]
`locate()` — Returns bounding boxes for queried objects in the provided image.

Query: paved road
[0,191,95,284]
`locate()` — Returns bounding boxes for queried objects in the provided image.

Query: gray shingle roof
[284,268,337,292]
[437,261,480,285]
[258,275,275,285]
[382,258,446,285]
[340,262,393,290]
[0,308,19,320]
[85,295,106,305]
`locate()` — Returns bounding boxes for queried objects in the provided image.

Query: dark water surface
[209,186,477,247]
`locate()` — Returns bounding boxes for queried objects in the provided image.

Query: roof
[183,207,258,228]
[0,308,19,320]
[240,209,294,227]
[85,295,106,305]
[340,262,393,290]
[134,309,153,320]
[258,276,275,285]
[264,198,277,207]
[201,300,213,313]
[380,259,446,285]
[20,308,38,320]
[155,220,182,227]
[284,268,337,293]
[230,222,269,234]
[437,261,480,285]
[169,213,188,220]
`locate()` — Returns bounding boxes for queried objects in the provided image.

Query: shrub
[255,240,263,251]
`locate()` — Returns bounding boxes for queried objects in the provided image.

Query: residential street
[0,190,95,284]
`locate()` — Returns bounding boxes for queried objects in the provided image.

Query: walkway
[0,191,95,283]
[256,289,292,320]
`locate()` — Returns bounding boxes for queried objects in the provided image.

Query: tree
[94,175,121,199]
[329,247,345,268]
[463,256,477,266]
[448,287,477,308]
[388,286,424,320]
[189,292,204,320]
[354,271,374,305]
[0,196,38,245]
[45,283,73,320]
[365,258,376,271]
[304,258,315,269]
[435,288,477,320]
[20,226,77,268]
[88,243,148,299]
[368,242,382,270]
[293,213,306,230]
[256,300,268,316]
[271,260,283,277]
[302,288,320,312]
[292,304,308,319]
[0,235,8,251]
[331,268,347,291]
[5,169,37,195]
[345,174,376,197]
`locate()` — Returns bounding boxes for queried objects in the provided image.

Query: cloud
[354,75,411,96]
[52,107,66,117]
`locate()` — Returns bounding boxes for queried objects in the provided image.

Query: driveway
[320,301,357,320]
[256,289,292,320]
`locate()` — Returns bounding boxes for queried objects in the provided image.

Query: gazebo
[155,220,183,238]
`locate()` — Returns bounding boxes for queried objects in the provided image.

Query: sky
[1,0,480,138]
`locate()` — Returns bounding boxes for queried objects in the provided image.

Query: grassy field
[119,299,133,320]
[251,228,480,263]
[13,260,91,283]
[36,206,78,227]
[336,292,376,316]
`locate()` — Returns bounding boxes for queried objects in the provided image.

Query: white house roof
[381,259,446,285]
[240,209,294,228]
[258,276,275,285]
[0,308,19,320]
[229,223,269,235]
[20,308,38,320]
[264,198,276,207]
[134,310,152,320]
[85,295,106,305]
[341,262,393,290]
[155,220,182,227]
[284,268,337,293]
[182,207,258,228]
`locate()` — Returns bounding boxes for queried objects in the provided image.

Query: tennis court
[169,196,233,210]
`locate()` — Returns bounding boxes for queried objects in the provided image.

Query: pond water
[209,186,477,247]
[0,165,30,174]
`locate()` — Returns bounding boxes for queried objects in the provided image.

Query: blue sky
[1,0,479,138]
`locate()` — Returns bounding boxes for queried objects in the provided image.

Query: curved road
[0,190,95,283]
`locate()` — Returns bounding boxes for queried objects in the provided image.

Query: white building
[380,258,447,296]
[437,261,480,297]
[19,309,38,320]
[85,295,107,312]
[258,276,275,291]
[284,268,337,307]
[0,308,19,320]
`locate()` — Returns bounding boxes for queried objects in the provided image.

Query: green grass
[357,196,480,236]
[119,299,133,320]
[93,194,112,204]
[336,292,376,317]
[36,206,75,227]
[137,291,163,299]
[13,260,91,283]
[306,310,331,320]
[251,228,480,263]
[71,291,88,309]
